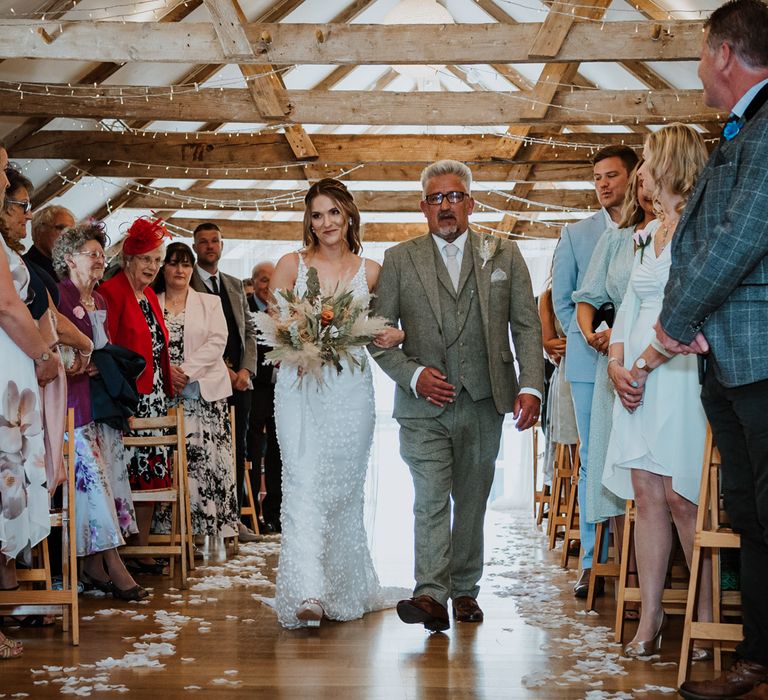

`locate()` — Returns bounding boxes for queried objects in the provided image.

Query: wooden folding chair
[547,442,578,551]
[586,519,621,611]
[121,406,191,588]
[678,427,742,687]
[0,408,79,645]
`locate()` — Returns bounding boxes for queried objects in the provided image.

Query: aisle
[0,511,710,698]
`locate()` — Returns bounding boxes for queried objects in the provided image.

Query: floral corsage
[479,234,502,269]
[632,227,652,263]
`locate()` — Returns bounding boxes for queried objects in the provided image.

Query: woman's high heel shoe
[624,611,666,658]
[80,571,113,595]
[295,599,324,627]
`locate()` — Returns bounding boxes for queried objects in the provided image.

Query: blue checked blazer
[660,98,768,388]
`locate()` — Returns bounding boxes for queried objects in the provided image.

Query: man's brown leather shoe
[679,659,768,700]
[396,595,449,632]
[739,682,768,699]
[452,596,483,622]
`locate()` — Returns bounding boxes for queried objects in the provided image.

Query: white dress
[273,254,406,629]
[0,239,51,561]
[602,220,707,504]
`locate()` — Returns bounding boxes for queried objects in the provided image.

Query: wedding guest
[154,242,239,540]
[574,164,655,529]
[247,261,282,533]
[0,145,61,659]
[25,205,76,282]
[190,223,258,543]
[539,285,578,486]
[373,160,544,631]
[98,216,173,575]
[552,145,639,598]
[602,123,712,659]
[658,3,768,697]
[53,224,146,601]
[269,178,406,628]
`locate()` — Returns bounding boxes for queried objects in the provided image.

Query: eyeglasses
[135,254,163,267]
[73,250,106,260]
[424,191,468,206]
[6,197,32,214]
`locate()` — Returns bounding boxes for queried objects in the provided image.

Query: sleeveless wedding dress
[272,254,407,628]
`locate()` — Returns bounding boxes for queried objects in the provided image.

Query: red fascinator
[123,215,171,255]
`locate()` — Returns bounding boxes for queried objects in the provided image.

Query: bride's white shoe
[295,599,324,627]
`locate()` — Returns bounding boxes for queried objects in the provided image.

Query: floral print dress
[165,309,238,538]
[0,239,50,561]
[124,299,171,490]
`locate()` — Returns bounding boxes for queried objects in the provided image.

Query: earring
[310,226,315,234]
[348,218,353,226]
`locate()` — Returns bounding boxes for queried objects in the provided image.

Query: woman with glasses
[98,216,173,575]
[152,242,238,545]
[269,178,406,628]
[53,224,146,600]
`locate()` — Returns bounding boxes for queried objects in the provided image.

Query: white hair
[420,160,473,195]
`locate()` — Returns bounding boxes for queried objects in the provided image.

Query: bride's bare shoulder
[272,252,301,290]
[363,257,381,291]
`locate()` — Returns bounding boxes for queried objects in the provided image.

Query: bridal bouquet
[254,266,390,383]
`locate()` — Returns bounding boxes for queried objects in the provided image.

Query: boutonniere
[632,228,651,263]
[722,115,744,142]
[72,305,86,320]
[479,234,502,269]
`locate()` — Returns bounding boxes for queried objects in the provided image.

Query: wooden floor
[0,511,716,699]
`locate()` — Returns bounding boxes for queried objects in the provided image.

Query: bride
[269,178,405,629]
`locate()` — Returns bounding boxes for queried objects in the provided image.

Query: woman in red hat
[99,216,173,575]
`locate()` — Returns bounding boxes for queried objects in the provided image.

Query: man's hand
[233,368,252,392]
[416,367,455,408]
[513,393,540,431]
[587,329,611,355]
[654,321,709,355]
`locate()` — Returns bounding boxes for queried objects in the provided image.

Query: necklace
[80,295,96,310]
[656,218,679,251]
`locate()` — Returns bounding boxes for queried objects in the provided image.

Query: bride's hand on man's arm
[373,326,405,348]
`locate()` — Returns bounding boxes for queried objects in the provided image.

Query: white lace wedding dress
[272,254,407,629]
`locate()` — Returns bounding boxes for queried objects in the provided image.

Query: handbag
[591,302,615,331]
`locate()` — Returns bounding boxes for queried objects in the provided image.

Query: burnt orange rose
[320,306,334,326]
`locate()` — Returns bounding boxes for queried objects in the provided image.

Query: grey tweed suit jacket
[660,95,768,388]
[371,229,544,417]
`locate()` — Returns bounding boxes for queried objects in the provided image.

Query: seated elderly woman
[0,146,61,659]
[153,242,238,543]
[98,216,173,575]
[53,224,146,600]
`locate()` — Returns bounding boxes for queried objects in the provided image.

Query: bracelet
[607,357,620,366]
[77,343,94,357]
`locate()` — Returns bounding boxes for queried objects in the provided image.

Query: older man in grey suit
[654,2,768,698]
[372,160,544,631]
[551,145,637,597]
[190,222,259,542]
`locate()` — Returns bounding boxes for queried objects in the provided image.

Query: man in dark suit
[246,261,282,533]
[191,222,259,542]
[24,205,75,282]
[654,2,768,698]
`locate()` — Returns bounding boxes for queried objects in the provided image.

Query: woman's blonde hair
[644,123,708,217]
[617,160,647,229]
[302,179,362,255]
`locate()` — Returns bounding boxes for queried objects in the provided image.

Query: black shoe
[573,568,591,598]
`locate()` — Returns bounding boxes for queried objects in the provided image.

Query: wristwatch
[634,357,648,371]
[34,351,51,365]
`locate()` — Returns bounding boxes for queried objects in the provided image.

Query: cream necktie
[444,243,460,291]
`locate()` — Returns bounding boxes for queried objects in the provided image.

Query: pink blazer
[158,288,232,403]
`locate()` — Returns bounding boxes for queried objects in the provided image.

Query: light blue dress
[572,225,636,523]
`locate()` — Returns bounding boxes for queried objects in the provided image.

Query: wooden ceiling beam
[121,187,599,212]
[84,161,595,182]
[13,131,657,165]
[0,21,704,64]
[0,87,719,125]
[164,218,561,240]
